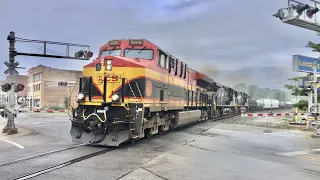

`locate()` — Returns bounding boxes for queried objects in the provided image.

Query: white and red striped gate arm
[241,112,306,117]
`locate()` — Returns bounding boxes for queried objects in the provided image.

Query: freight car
[70,39,249,146]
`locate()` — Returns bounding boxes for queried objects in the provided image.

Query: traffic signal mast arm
[10,36,93,60]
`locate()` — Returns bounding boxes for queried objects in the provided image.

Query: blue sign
[292,55,320,73]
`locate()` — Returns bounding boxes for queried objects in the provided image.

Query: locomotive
[70,39,250,146]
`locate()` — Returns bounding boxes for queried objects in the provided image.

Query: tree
[306,41,320,53]
[284,76,309,97]
[248,85,259,97]
[273,91,287,101]
[64,97,68,109]
[233,83,248,93]
[293,100,308,111]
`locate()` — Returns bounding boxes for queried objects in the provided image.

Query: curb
[311,134,320,138]
[33,109,68,113]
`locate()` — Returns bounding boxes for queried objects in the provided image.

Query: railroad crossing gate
[241,112,305,117]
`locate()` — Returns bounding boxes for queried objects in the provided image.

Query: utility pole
[312,61,319,134]
[1,31,93,135]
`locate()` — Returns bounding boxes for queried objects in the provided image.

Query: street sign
[292,55,320,74]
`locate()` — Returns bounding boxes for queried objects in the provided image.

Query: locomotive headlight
[106,65,112,70]
[111,94,120,101]
[77,93,85,100]
[106,60,112,65]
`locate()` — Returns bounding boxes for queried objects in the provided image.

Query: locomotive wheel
[144,128,152,138]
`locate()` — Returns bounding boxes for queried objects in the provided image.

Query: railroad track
[2,114,239,180]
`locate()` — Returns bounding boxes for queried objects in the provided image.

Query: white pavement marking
[3,140,25,149]
[277,149,320,156]
[32,122,42,124]
[32,123,69,127]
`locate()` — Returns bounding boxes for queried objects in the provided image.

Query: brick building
[27,65,82,109]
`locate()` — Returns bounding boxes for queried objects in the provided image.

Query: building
[27,65,82,109]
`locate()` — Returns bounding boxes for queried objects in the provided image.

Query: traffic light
[1,83,11,92]
[273,9,285,20]
[295,3,309,15]
[15,84,25,92]
[58,82,68,86]
[306,7,319,18]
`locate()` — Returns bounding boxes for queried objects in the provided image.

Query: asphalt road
[0,111,320,180]
[0,112,78,164]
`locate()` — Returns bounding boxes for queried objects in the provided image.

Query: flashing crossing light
[58,82,68,86]
[1,83,11,92]
[75,50,84,58]
[75,50,93,59]
[306,7,319,18]
[273,9,285,20]
[15,84,25,92]
[295,3,310,15]
[85,51,93,58]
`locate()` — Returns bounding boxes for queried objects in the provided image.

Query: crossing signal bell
[1,83,11,92]
[15,84,24,92]
[306,7,319,18]
[58,82,68,86]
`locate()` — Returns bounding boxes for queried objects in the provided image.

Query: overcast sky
[0,0,319,83]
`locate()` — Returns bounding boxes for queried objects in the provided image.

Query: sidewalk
[0,121,33,140]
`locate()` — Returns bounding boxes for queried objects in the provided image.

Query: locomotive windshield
[124,48,154,60]
[100,49,121,57]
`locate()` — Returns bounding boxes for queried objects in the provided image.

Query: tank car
[248,99,258,111]
[261,99,279,109]
[256,99,264,111]
[279,100,286,109]
[70,39,241,147]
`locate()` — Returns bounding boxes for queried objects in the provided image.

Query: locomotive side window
[158,50,168,69]
[180,62,184,77]
[169,57,175,73]
[165,56,169,69]
[171,57,175,69]
[175,59,178,76]
[183,64,187,79]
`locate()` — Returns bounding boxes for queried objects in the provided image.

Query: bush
[293,100,308,111]
[50,106,61,111]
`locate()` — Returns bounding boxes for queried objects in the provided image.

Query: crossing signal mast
[2,31,93,135]
[273,0,320,136]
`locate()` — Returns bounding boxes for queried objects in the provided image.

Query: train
[69,38,254,146]
[249,98,293,111]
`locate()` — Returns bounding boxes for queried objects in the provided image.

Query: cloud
[0,0,319,89]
